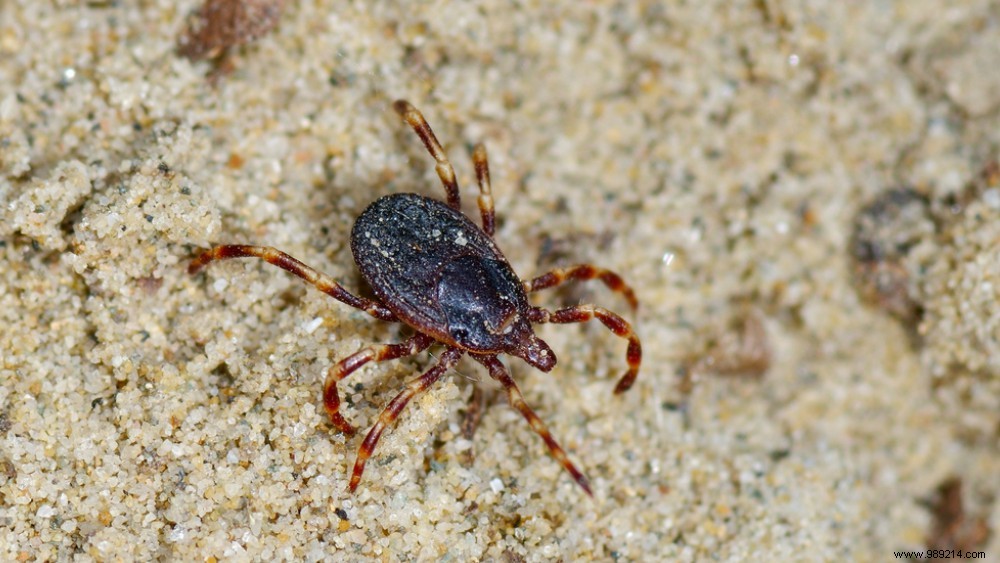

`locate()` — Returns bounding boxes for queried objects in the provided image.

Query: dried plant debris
[857,160,1000,359]
[850,161,1000,440]
[849,187,933,323]
[680,307,771,392]
[178,0,285,63]
[918,158,1000,375]
[924,478,991,555]
[850,160,1000,331]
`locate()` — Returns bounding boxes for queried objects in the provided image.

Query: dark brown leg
[324,333,435,435]
[529,305,642,394]
[523,264,639,311]
[349,346,464,492]
[392,100,461,211]
[461,385,486,442]
[472,143,495,237]
[189,245,398,321]
[459,384,487,465]
[474,355,593,496]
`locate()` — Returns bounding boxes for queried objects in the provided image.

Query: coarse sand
[1,1,998,561]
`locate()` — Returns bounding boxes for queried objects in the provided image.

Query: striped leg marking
[472,143,495,237]
[475,355,593,496]
[348,346,464,492]
[324,333,434,435]
[393,100,461,211]
[189,245,398,321]
[523,264,639,311]
[530,304,642,394]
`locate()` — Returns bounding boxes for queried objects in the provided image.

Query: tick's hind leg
[324,333,435,435]
[189,245,398,321]
[474,355,593,496]
[524,264,639,311]
[348,346,464,492]
[529,305,642,394]
[393,100,461,211]
[472,143,495,237]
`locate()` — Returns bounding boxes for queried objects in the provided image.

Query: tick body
[190,100,642,496]
[352,193,552,368]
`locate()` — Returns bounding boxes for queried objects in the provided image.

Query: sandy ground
[1,1,998,561]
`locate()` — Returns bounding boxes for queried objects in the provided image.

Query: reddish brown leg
[393,100,461,211]
[189,245,398,321]
[349,346,464,492]
[529,305,642,394]
[474,355,593,496]
[324,333,435,435]
[523,264,639,311]
[472,143,495,237]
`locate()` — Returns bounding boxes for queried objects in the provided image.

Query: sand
[1,1,998,561]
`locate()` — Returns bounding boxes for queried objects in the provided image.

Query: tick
[189,100,642,495]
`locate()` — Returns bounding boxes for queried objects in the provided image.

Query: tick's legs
[461,385,487,442]
[524,264,639,311]
[472,143,495,237]
[324,333,435,435]
[474,355,593,496]
[393,100,461,211]
[189,245,398,322]
[528,305,642,394]
[349,346,464,492]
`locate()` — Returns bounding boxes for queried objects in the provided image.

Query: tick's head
[453,306,556,372]
[437,254,555,369]
[507,324,556,372]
